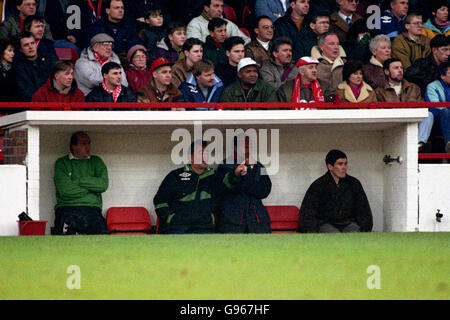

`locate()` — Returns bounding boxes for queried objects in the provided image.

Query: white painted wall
[39,129,385,232]
[418,164,450,231]
[0,165,26,235]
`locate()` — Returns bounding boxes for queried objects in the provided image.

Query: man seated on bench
[299,149,373,233]
[52,131,110,235]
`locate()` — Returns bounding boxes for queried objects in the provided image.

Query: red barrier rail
[0,102,449,110]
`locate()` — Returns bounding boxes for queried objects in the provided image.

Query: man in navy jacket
[179,59,224,110]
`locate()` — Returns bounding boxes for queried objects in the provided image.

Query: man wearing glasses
[391,14,431,69]
[0,0,53,40]
[75,33,128,95]
[245,16,274,66]
[330,0,363,42]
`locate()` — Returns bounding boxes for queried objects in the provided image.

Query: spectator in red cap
[277,56,339,105]
[125,44,152,93]
[137,57,183,107]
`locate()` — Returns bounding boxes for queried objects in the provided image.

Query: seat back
[266,205,299,233]
[106,207,153,234]
[239,27,250,38]
[55,47,79,64]
[223,5,238,24]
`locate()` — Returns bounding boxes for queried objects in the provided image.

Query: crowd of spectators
[0,0,449,151]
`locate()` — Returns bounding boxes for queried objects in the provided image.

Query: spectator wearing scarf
[276,56,339,105]
[74,32,128,95]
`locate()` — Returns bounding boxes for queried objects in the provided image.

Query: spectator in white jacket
[74,33,128,95]
[186,0,250,45]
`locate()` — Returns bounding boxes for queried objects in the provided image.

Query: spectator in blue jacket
[255,0,289,22]
[425,62,450,153]
[87,0,140,62]
[179,59,224,109]
[372,0,409,40]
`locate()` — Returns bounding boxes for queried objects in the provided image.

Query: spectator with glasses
[391,14,431,70]
[125,44,152,93]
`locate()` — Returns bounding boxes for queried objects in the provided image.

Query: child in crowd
[140,5,168,60]
[152,22,186,64]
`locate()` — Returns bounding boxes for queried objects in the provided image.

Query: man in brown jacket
[245,16,274,66]
[138,57,183,107]
[391,14,431,70]
[329,0,363,42]
[171,38,204,88]
[375,58,434,148]
[312,32,346,90]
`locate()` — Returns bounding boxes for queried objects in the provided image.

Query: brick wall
[3,128,28,165]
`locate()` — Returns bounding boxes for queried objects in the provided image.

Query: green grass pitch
[0,233,448,300]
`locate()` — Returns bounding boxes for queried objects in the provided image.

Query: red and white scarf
[93,50,109,66]
[102,80,122,102]
[291,74,324,110]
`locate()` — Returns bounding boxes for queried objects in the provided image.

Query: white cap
[237,57,260,72]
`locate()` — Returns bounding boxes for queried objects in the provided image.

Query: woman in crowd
[336,60,377,103]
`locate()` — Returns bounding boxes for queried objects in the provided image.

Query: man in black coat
[299,149,373,233]
[14,32,58,101]
[216,136,272,233]
[273,0,310,42]
[85,61,136,103]
[405,35,450,96]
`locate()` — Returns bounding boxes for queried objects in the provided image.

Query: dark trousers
[52,206,110,235]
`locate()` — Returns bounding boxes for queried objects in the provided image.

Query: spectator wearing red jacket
[32,60,85,103]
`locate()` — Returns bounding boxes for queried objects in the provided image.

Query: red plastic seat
[266,205,300,233]
[55,47,79,64]
[223,5,238,24]
[106,207,153,235]
[242,5,251,26]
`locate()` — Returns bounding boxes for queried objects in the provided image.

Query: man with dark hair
[405,34,450,94]
[87,0,140,59]
[391,13,431,70]
[52,131,110,235]
[376,58,434,150]
[0,0,53,40]
[216,135,272,233]
[171,38,204,88]
[220,57,277,102]
[203,17,229,66]
[153,140,248,234]
[75,32,128,95]
[186,0,250,44]
[152,22,187,63]
[423,0,450,39]
[245,15,274,66]
[373,0,409,40]
[299,149,373,233]
[260,36,298,90]
[215,36,245,86]
[85,61,136,102]
[23,15,57,60]
[274,0,310,41]
[32,60,85,102]
[329,0,363,42]
[292,12,330,60]
[14,31,58,101]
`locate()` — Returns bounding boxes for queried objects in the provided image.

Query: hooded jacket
[422,19,450,39]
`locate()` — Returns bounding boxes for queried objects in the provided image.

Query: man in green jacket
[220,57,277,104]
[154,140,248,234]
[52,131,109,235]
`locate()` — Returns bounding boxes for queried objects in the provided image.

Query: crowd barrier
[0,101,449,110]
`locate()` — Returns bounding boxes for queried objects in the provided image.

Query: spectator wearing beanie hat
[125,44,152,93]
